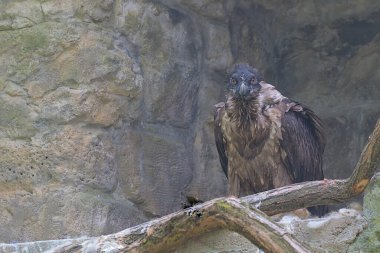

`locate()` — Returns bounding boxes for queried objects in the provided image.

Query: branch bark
[51,119,380,253]
[52,198,310,253]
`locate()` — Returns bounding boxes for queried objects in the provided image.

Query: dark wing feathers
[280,101,327,216]
[214,103,228,178]
[280,102,325,182]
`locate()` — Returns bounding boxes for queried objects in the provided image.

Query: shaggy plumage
[214,64,327,217]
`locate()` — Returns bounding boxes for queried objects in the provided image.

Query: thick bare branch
[51,198,310,253]
[49,119,380,253]
[348,119,380,188]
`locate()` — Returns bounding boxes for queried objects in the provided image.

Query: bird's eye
[230,78,237,85]
[250,77,256,85]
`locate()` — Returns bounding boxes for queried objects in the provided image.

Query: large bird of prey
[214,64,327,216]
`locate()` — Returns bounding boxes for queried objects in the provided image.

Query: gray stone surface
[279,210,367,253]
[178,208,368,253]
[348,173,380,253]
[177,230,260,253]
[0,0,379,242]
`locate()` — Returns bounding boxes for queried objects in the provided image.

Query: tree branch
[50,119,380,253]
[52,198,310,253]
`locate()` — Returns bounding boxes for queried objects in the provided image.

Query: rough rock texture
[177,230,260,253]
[178,208,367,253]
[278,210,367,253]
[348,173,380,253]
[0,0,379,242]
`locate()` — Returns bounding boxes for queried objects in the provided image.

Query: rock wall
[0,0,379,242]
[349,173,380,252]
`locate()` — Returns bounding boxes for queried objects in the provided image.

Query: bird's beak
[239,82,249,97]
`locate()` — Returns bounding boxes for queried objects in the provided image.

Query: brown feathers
[214,68,327,217]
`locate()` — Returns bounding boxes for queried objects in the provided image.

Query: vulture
[214,64,327,217]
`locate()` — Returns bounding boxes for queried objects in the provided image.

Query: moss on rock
[348,173,380,253]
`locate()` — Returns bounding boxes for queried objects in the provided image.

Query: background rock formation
[0,0,379,242]
[349,174,380,252]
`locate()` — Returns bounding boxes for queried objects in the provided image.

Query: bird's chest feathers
[222,116,269,159]
[221,99,289,191]
[222,99,274,158]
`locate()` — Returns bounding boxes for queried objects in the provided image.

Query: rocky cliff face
[349,173,380,252]
[0,0,379,242]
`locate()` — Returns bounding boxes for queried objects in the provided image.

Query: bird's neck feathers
[226,95,263,129]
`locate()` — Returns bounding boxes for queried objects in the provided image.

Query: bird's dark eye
[230,78,237,85]
[250,77,256,85]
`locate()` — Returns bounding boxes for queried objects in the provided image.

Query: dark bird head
[227,64,263,100]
